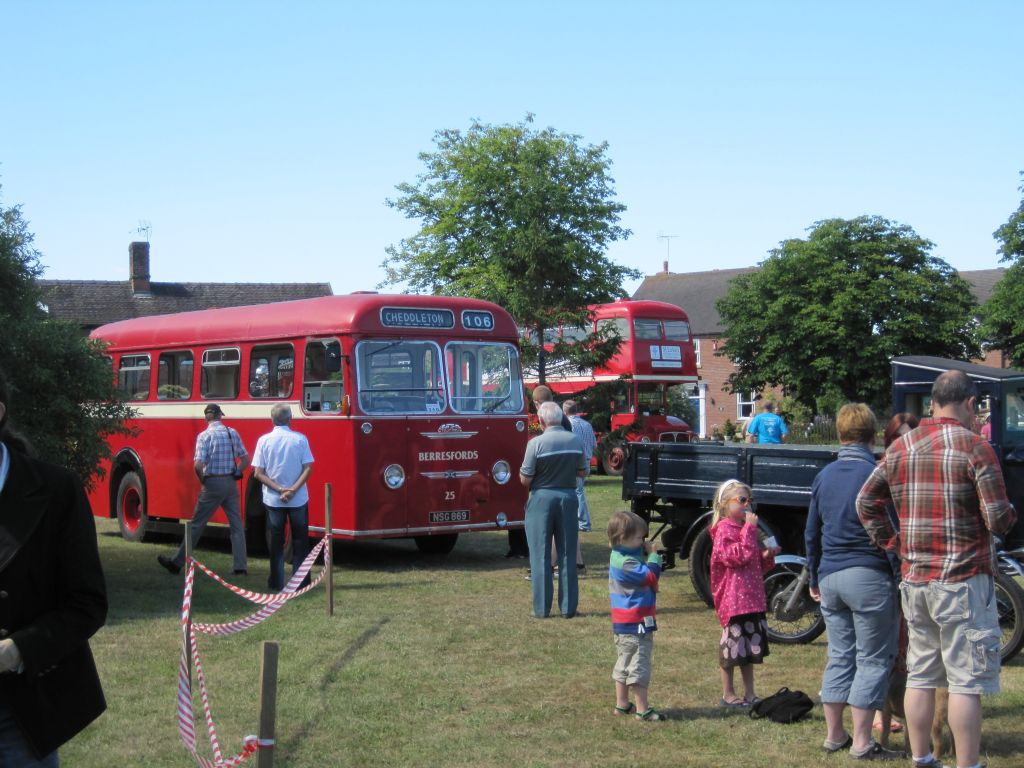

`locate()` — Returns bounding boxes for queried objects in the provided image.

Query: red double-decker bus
[524,299,699,474]
[89,294,528,555]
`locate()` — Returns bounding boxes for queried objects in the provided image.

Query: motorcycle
[764,551,1024,663]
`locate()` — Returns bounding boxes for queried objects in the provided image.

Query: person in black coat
[0,370,108,765]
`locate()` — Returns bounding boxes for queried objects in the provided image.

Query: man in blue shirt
[746,401,788,444]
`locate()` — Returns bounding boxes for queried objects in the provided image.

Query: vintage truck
[622,356,1024,654]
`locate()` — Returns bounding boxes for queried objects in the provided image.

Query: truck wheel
[116,472,149,542]
[601,441,626,476]
[414,534,459,555]
[688,527,715,607]
[995,570,1024,663]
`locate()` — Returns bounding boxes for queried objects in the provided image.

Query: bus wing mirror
[325,342,342,373]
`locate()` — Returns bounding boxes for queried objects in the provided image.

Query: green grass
[65,476,1024,767]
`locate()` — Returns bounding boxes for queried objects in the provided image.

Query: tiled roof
[37,280,333,330]
[961,268,1006,305]
[632,268,757,335]
[634,267,1006,337]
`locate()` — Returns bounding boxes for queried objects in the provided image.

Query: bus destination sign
[461,310,495,331]
[380,307,455,329]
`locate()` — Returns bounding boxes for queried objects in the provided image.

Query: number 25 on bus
[89,294,529,555]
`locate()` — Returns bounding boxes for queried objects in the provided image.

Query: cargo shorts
[900,573,1001,695]
[612,633,654,688]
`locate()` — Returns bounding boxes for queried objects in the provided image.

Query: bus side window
[157,351,193,399]
[249,344,294,399]
[201,348,240,399]
[303,339,344,413]
[118,354,151,400]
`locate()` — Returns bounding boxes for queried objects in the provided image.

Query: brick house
[633,266,1007,438]
[37,241,333,333]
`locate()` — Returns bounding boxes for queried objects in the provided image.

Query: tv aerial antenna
[131,220,152,241]
[657,233,679,265]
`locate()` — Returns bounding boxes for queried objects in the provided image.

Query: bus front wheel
[414,534,458,555]
[116,471,149,542]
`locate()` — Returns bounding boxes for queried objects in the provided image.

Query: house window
[693,338,701,367]
[737,391,756,420]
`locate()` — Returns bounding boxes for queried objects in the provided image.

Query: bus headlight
[492,460,511,484]
[640,436,651,443]
[496,512,508,528]
[383,464,406,489]
[515,420,525,432]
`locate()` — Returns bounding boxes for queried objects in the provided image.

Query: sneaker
[157,555,181,575]
[850,741,905,761]
[910,759,943,768]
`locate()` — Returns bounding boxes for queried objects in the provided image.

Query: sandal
[718,697,748,708]
[614,702,636,716]
[635,708,665,721]
[822,734,853,753]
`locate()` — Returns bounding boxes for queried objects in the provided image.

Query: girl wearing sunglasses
[710,479,780,707]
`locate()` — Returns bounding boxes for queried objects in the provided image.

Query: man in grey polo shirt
[520,401,587,618]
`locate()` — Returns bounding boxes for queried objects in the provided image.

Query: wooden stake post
[256,641,279,768]
[325,483,334,617]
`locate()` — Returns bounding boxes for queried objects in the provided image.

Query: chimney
[663,260,669,274]
[129,241,151,295]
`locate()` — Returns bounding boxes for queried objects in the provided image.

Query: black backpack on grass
[748,687,814,724]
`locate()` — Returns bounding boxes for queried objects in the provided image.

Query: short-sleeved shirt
[519,426,585,490]
[857,417,1017,584]
[252,425,315,508]
[747,411,787,444]
[194,420,247,476]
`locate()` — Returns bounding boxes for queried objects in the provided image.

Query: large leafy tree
[381,116,638,382]
[981,174,1024,364]
[1,186,132,486]
[717,216,980,413]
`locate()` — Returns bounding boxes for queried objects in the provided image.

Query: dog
[877,613,953,760]
[879,682,952,760]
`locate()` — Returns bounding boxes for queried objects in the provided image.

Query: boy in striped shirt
[608,510,665,721]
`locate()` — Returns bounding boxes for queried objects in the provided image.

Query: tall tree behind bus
[380,115,639,383]
[981,172,1024,365]
[0,186,132,486]
[717,215,980,415]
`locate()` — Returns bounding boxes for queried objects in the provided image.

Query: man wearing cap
[158,403,250,575]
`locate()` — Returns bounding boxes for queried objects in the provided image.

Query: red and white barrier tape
[192,538,331,636]
[177,533,331,766]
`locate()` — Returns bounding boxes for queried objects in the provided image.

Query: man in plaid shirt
[857,371,1016,768]
[159,403,250,576]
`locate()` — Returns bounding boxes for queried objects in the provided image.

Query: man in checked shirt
[159,403,250,576]
[857,370,1017,768]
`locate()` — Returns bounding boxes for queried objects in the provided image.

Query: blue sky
[2,2,1021,297]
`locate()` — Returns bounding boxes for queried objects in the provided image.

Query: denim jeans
[267,503,309,590]
[575,476,592,532]
[819,566,898,710]
[0,698,58,767]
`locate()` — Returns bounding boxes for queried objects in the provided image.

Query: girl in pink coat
[710,479,779,707]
